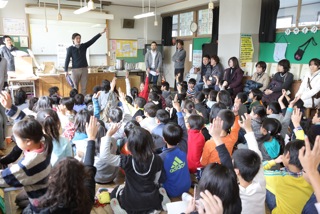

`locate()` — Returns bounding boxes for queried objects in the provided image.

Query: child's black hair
[209,102,227,123]
[163,122,183,146]
[84,94,93,105]
[195,92,205,103]
[161,81,169,91]
[109,107,123,123]
[217,109,235,132]
[74,94,84,105]
[14,89,27,106]
[188,114,205,130]
[34,96,53,112]
[124,120,140,136]
[125,95,133,105]
[74,109,91,133]
[28,97,39,111]
[50,95,61,105]
[135,97,146,108]
[198,163,240,214]
[101,79,111,92]
[149,91,160,102]
[284,140,305,170]
[232,149,261,182]
[127,126,155,166]
[69,89,78,98]
[259,118,284,153]
[13,118,53,157]
[184,100,196,114]
[48,86,59,97]
[202,88,211,98]
[156,109,170,124]
[151,85,162,95]
[131,87,139,100]
[252,105,266,119]
[144,102,158,117]
[218,90,233,108]
[93,85,101,94]
[37,109,61,142]
[236,92,248,104]
[188,78,196,85]
[208,90,218,102]
[177,93,187,102]
[250,88,263,101]
[60,97,75,111]
[267,102,281,114]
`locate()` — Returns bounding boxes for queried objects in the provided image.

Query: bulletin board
[259,31,320,64]
[0,35,29,52]
[110,39,138,58]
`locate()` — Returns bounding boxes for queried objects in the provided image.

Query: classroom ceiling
[50,0,186,8]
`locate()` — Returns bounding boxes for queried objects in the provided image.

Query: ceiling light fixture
[57,0,62,20]
[74,0,94,15]
[134,0,155,19]
[0,0,8,9]
[154,0,158,26]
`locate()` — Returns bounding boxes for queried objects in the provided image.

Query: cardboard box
[14,56,33,76]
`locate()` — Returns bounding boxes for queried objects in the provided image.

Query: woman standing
[295,58,320,108]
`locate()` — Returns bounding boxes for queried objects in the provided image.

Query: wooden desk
[35,72,115,97]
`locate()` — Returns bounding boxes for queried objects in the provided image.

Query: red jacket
[187,129,205,173]
[139,76,149,101]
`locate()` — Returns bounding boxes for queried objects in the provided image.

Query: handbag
[294,37,317,61]
[244,80,263,93]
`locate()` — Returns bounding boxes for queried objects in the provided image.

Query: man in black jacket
[64,28,107,94]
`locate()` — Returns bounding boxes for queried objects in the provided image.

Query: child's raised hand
[238,113,253,133]
[173,94,181,112]
[125,71,129,79]
[107,123,121,137]
[110,77,117,91]
[86,116,99,141]
[93,91,101,99]
[289,96,300,108]
[185,198,196,214]
[209,117,223,145]
[274,155,283,164]
[0,91,12,110]
[198,190,223,214]
[291,108,302,128]
[299,136,320,175]
[119,91,126,102]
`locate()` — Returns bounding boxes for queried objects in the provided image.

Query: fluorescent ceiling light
[74,6,91,14]
[0,0,8,9]
[134,12,155,19]
[87,0,95,10]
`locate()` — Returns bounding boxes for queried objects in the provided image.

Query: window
[198,9,213,35]
[276,16,293,28]
[171,11,194,37]
[276,0,320,29]
[172,15,178,37]
[179,11,194,37]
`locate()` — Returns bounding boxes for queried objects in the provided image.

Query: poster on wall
[240,34,254,67]
[109,39,138,59]
[192,50,202,67]
[3,18,27,35]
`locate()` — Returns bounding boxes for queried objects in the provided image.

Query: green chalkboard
[259,31,320,64]
[193,37,211,50]
[117,49,145,63]
[0,35,29,52]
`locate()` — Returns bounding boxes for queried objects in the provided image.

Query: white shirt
[140,117,158,132]
[151,50,157,69]
[296,69,320,108]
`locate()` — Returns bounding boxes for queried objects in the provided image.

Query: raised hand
[0,91,12,110]
[198,190,223,214]
[291,108,302,128]
[238,113,253,133]
[106,123,121,137]
[209,117,223,145]
[86,116,99,141]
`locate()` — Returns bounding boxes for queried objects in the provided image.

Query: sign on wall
[240,34,254,67]
[3,18,27,35]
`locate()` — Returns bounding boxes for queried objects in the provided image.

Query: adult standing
[64,28,107,95]
[145,41,162,86]
[172,39,186,90]
[0,35,18,72]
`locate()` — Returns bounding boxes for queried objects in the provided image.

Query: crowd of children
[0,56,319,214]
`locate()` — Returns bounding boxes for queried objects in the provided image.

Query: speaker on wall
[123,19,135,29]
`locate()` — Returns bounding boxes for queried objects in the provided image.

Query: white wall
[0,0,162,67]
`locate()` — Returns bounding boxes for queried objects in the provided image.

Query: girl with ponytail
[258,118,284,161]
[37,109,73,166]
